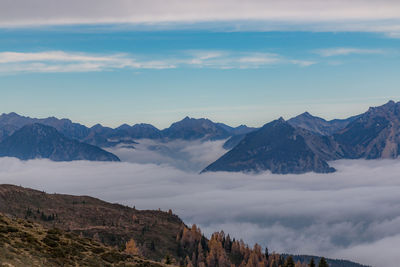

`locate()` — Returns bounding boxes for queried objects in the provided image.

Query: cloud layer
[2,0,400,36]
[0,50,315,73]
[0,145,400,266]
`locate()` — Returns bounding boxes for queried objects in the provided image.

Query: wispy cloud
[182,51,315,69]
[2,0,400,36]
[315,47,386,57]
[0,50,315,73]
[0,51,176,73]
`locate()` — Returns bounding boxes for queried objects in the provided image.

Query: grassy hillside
[0,212,170,267]
[0,184,183,261]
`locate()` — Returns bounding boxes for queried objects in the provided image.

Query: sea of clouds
[0,140,399,267]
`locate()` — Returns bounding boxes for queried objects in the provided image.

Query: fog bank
[0,157,399,266]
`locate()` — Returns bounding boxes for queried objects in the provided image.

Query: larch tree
[125,238,140,255]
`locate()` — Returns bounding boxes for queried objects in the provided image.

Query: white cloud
[1,153,400,266]
[0,50,315,73]
[0,51,176,73]
[315,48,386,57]
[1,0,400,37]
[1,0,400,33]
[105,139,227,172]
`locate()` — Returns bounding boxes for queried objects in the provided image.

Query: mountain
[0,184,182,261]
[0,184,366,267]
[288,112,360,135]
[216,123,257,136]
[284,255,369,267]
[0,123,120,161]
[203,118,336,174]
[334,100,400,159]
[110,123,162,140]
[0,211,166,267]
[161,117,231,141]
[0,112,91,142]
[220,124,258,150]
[223,133,248,150]
[0,113,253,146]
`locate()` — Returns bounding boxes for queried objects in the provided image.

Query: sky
[1,1,400,128]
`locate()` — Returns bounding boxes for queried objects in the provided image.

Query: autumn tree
[125,238,140,255]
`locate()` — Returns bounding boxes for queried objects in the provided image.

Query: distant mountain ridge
[2,100,400,172]
[288,111,360,135]
[205,100,400,174]
[0,123,120,162]
[0,113,254,146]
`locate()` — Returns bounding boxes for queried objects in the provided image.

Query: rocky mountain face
[203,118,336,174]
[0,112,91,142]
[161,117,231,141]
[334,100,400,159]
[207,101,400,174]
[0,123,120,161]
[288,111,360,135]
[111,123,163,140]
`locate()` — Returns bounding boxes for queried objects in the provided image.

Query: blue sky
[1,1,400,128]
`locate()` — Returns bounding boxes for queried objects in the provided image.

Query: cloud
[0,149,400,266]
[0,51,176,73]
[0,50,315,73]
[105,139,227,172]
[1,1,400,35]
[315,48,386,57]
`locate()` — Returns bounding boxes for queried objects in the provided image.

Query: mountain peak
[0,123,120,162]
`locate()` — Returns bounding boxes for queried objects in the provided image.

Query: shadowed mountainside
[203,118,337,174]
[0,123,120,162]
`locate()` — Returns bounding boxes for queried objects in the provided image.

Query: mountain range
[1,100,400,173]
[205,100,400,174]
[0,113,254,146]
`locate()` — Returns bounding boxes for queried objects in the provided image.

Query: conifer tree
[309,258,315,267]
[284,256,295,267]
[318,257,328,267]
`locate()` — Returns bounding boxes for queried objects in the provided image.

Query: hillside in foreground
[0,212,168,267]
[0,184,367,267]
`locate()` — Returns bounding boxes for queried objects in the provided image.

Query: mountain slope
[0,184,182,261]
[0,124,120,161]
[162,117,231,141]
[203,118,336,174]
[0,112,91,142]
[110,123,162,140]
[288,112,360,135]
[334,100,400,159]
[0,212,167,267]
